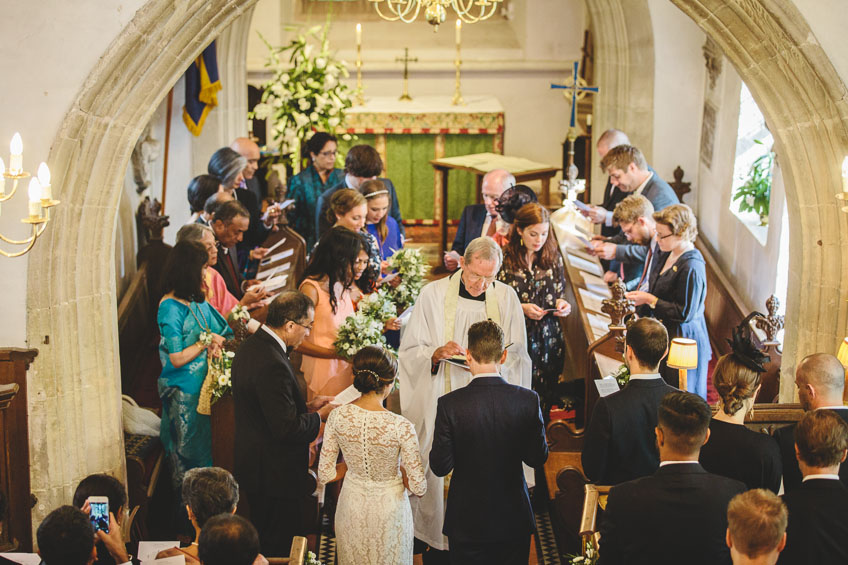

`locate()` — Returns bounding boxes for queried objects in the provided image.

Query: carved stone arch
[584,0,655,197]
[25,0,259,522]
[668,0,848,400]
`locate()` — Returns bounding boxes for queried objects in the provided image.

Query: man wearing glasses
[444,168,516,271]
[232,290,335,557]
[314,144,405,242]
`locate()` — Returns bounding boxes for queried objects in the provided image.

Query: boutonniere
[672,265,678,272]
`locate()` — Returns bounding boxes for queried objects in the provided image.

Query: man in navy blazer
[444,169,515,270]
[314,144,404,242]
[429,320,548,564]
[600,391,746,564]
[582,317,676,484]
[232,291,335,556]
[590,144,678,288]
[778,409,848,564]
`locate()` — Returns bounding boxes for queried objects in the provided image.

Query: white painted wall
[648,0,706,211]
[0,0,147,347]
[794,0,848,88]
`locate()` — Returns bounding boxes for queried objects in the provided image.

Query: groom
[429,320,548,564]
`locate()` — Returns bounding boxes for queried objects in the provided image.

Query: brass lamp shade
[837,337,848,368]
[667,338,698,370]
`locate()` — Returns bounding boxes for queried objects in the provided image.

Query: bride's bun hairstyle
[352,345,397,394]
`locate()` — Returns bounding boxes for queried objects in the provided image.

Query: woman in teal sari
[157,240,233,488]
[287,132,345,249]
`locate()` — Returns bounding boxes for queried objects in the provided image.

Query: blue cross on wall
[550,61,599,128]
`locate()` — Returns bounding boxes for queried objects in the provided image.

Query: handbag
[121,394,160,436]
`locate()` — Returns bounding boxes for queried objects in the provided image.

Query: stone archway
[588,0,848,400]
[25,0,259,522]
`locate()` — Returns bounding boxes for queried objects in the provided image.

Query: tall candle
[9,132,22,176]
[356,23,362,47]
[842,156,848,193]
[27,177,41,218]
[37,162,51,201]
[455,19,461,45]
[586,113,593,127]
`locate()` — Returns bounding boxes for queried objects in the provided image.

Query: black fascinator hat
[727,312,770,373]
[495,184,538,224]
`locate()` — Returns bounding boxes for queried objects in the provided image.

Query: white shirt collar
[633,171,653,196]
[261,325,287,353]
[629,372,662,380]
[471,371,501,379]
[803,473,841,482]
[817,405,848,410]
[659,460,699,467]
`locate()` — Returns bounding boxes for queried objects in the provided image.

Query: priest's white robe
[398,273,533,551]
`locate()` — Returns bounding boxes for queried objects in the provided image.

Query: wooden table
[430,152,560,252]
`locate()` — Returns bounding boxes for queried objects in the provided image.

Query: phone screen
[89,501,110,533]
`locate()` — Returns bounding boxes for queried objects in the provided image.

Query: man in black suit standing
[599,391,746,564]
[314,144,404,241]
[590,144,679,288]
[774,353,848,493]
[232,290,335,556]
[778,409,848,564]
[582,317,677,484]
[443,168,515,271]
[429,320,548,564]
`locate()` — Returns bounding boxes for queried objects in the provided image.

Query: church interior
[1,0,848,563]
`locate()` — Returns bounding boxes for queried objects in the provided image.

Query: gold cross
[396,47,418,101]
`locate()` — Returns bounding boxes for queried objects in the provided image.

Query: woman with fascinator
[317,346,426,564]
[698,314,782,492]
[492,184,538,246]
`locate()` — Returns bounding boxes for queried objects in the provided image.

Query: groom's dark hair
[467,320,505,364]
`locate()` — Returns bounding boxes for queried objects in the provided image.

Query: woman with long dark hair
[298,226,366,399]
[157,240,233,488]
[287,132,345,249]
[497,203,571,413]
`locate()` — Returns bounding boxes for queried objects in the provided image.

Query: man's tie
[486,214,497,237]
[636,244,654,292]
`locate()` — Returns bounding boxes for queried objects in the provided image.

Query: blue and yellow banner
[183,41,222,136]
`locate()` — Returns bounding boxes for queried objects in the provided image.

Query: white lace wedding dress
[318,404,427,565]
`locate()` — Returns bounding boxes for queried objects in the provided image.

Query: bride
[317,345,426,564]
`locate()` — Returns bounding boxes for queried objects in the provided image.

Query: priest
[398,236,532,559]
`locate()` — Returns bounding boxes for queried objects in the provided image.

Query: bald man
[231,137,264,204]
[445,168,515,271]
[774,353,848,492]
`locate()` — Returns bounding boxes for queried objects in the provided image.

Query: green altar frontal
[337,95,504,224]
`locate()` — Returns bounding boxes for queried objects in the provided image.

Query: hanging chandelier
[369,0,502,30]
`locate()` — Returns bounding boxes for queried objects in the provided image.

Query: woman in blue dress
[361,178,403,263]
[157,240,233,488]
[287,132,345,249]
[626,203,711,399]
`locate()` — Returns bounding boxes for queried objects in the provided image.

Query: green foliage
[732,139,774,221]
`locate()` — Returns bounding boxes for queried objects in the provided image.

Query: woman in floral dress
[497,202,571,415]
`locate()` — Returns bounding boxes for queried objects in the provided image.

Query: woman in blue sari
[287,132,345,249]
[157,240,233,488]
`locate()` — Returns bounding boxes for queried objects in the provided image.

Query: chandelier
[0,133,59,258]
[369,0,502,30]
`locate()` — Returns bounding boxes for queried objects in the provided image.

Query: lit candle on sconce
[9,133,23,176]
[27,177,42,218]
[356,23,362,47]
[37,162,51,201]
[455,18,461,45]
[842,156,848,193]
[587,113,593,127]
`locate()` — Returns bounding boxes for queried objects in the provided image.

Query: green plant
[732,139,774,224]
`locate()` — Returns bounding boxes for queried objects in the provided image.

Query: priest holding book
[398,237,532,561]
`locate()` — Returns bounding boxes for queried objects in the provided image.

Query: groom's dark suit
[429,374,548,564]
[232,327,321,556]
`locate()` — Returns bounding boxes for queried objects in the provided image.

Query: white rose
[217,375,228,386]
[298,98,310,111]
[316,57,326,69]
[328,116,340,128]
[226,351,235,358]
[293,112,310,129]
[310,112,319,122]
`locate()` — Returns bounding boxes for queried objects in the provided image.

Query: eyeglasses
[290,320,314,331]
[657,232,675,240]
[319,150,337,157]
[464,271,497,284]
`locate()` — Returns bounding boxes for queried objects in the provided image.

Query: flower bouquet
[250,23,355,170]
[210,350,236,404]
[334,311,390,360]
[358,287,398,322]
[386,248,429,311]
[610,363,630,388]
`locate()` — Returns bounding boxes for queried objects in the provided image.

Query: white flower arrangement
[304,552,323,565]
[357,287,398,322]
[251,24,355,169]
[210,350,236,403]
[386,248,429,310]
[334,311,391,360]
[198,331,214,347]
[229,305,251,323]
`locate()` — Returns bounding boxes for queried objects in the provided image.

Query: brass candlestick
[355,25,364,105]
[452,19,464,105]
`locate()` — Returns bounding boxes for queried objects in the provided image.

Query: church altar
[337,95,504,223]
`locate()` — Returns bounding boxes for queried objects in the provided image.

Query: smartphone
[88,496,110,533]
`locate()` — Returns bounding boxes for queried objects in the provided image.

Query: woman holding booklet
[497,203,571,416]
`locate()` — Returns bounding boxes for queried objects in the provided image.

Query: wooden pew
[257,224,308,294]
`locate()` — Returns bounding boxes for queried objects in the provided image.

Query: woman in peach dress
[298,226,369,399]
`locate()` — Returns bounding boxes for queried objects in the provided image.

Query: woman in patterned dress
[497,203,571,415]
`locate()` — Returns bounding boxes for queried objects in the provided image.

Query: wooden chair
[267,536,308,565]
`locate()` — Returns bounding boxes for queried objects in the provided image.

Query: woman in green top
[287,132,345,249]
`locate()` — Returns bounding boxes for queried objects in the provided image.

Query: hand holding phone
[88,496,110,533]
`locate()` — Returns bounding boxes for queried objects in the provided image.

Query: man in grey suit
[591,145,678,288]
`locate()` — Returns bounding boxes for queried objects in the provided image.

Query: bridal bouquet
[251,23,355,169]
[358,287,398,322]
[387,247,429,310]
[209,350,236,403]
[334,311,390,360]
